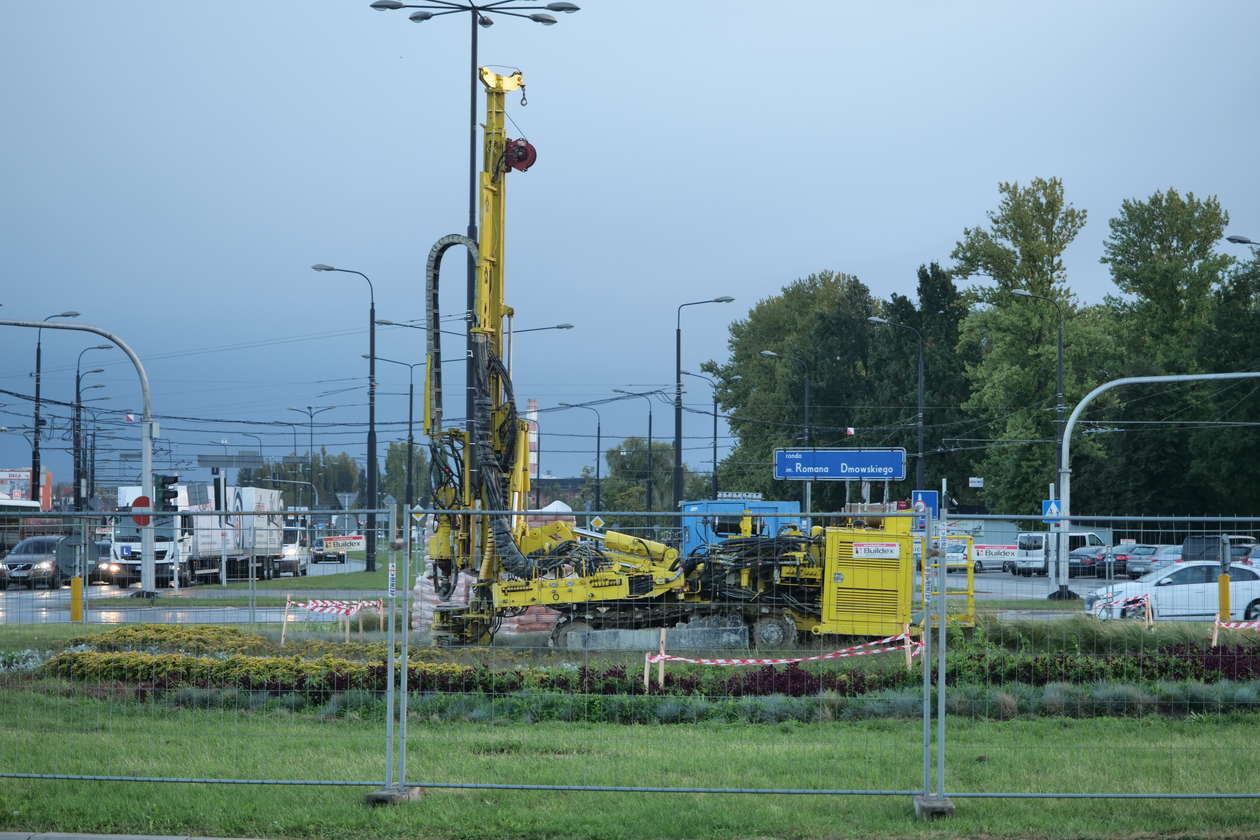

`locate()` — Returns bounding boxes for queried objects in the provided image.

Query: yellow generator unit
[810,521,914,637]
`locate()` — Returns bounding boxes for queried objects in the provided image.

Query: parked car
[945,541,970,573]
[0,562,8,590]
[1154,545,1181,565]
[312,537,347,564]
[1087,560,1260,621]
[1097,545,1130,577]
[1181,534,1256,566]
[3,535,66,589]
[1068,546,1107,577]
[1121,544,1163,579]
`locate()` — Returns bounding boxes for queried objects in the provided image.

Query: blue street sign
[773,448,907,481]
[912,490,939,521]
[1042,499,1063,523]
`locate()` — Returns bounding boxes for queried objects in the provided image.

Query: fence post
[398,504,412,788]
[914,505,955,818]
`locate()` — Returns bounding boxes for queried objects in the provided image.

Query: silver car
[1122,544,1163,579]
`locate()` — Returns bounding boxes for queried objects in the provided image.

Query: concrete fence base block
[567,626,748,651]
[912,794,956,819]
[364,785,426,806]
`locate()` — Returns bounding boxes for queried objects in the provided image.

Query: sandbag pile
[410,565,559,636]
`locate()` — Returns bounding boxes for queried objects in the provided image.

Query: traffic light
[156,474,179,512]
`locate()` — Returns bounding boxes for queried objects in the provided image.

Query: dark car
[4,536,66,589]
[312,537,347,564]
[0,561,8,590]
[1068,546,1107,577]
[1097,545,1130,577]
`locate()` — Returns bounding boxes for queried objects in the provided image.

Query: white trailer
[111,484,285,585]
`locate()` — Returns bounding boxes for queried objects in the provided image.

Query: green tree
[1087,189,1240,513]
[950,178,1092,513]
[1101,188,1231,372]
[865,263,976,502]
[709,270,878,509]
[381,440,429,508]
[238,450,361,510]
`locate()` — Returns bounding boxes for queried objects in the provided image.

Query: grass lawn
[223,551,391,592]
[975,599,1084,612]
[0,687,1257,840]
[0,624,119,652]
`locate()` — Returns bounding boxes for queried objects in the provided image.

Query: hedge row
[41,643,1260,698]
[109,680,1260,723]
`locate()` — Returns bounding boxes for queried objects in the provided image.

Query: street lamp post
[74,344,111,510]
[674,297,734,509]
[866,317,926,491]
[1226,234,1258,248]
[31,311,80,503]
[288,405,337,512]
[760,350,814,513]
[559,402,601,512]
[241,433,264,457]
[372,354,421,512]
[613,389,658,511]
[312,264,378,572]
[370,0,579,492]
[505,322,573,378]
[681,371,722,498]
[377,317,571,504]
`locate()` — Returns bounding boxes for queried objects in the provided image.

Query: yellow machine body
[425,68,920,646]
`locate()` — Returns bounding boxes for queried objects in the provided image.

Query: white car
[1085,561,1260,621]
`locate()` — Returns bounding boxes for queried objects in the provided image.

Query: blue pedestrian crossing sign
[1042,499,1063,523]
[912,490,939,530]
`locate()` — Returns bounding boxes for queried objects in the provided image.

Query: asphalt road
[0,556,368,625]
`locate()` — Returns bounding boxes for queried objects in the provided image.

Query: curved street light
[613,389,661,511]
[31,311,80,502]
[559,402,601,512]
[674,296,734,507]
[312,263,379,572]
[371,1,579,502]
[73,343,112,509]
[288,405,337,511]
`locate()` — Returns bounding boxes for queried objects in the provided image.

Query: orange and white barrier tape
[289,597,383,616]
[1093,594,1149,612]
[1214,618,1260,631]
[646,632,922,666]
[281,597,385,644]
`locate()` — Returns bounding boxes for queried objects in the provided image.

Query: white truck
[110,484,285,586]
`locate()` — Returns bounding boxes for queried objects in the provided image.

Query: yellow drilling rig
[422,69,916,647]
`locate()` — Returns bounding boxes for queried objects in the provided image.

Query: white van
[1013,531,1105,576]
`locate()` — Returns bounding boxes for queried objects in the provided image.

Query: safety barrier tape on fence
[286,597,384,617]
[1092,594,1150,612]
[1214,618,1260,631]
[647,632,923,666]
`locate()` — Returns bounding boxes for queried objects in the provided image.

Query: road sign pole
[140,419,155,594]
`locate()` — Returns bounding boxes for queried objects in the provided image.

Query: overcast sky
[3,1,1258,497]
